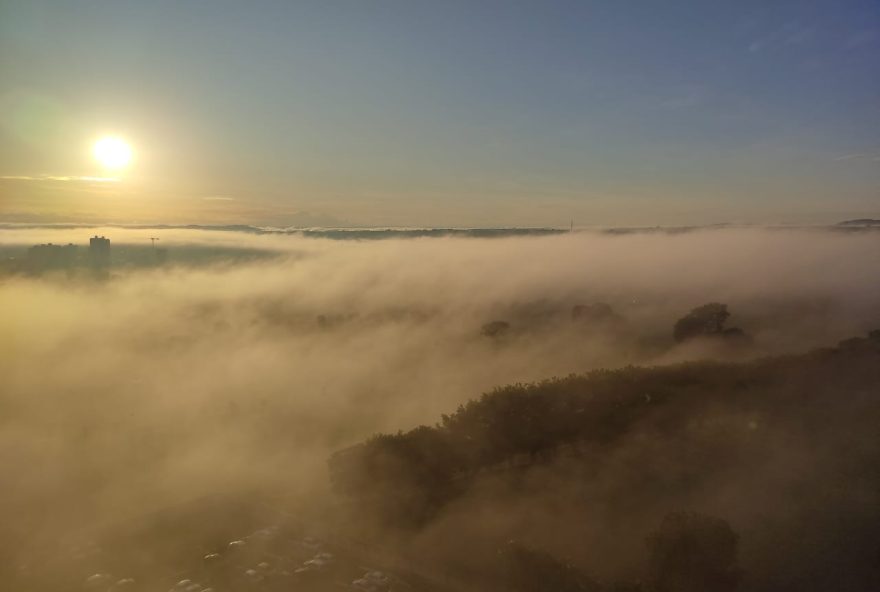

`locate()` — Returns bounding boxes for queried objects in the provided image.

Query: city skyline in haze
[1,0,878,227]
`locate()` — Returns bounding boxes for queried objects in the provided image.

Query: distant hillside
[0,222,568,239]
[330,332,880,591]
[838,218,880,226]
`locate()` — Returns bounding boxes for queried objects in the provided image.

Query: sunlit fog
[1,225,879,591]
[2,1,879,591]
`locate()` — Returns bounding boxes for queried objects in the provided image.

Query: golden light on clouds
[93,136,133,170]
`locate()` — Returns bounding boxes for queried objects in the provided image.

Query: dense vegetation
[330,331,880,591]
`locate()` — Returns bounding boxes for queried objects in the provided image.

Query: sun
[93,136,133,170]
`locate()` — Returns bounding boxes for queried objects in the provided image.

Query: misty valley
[3,1,878,590]
[1,227,879,592]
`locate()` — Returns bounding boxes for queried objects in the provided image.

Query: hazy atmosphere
[3,225,880,590]
[2,2,879,592]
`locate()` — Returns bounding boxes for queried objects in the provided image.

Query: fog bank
[1,227,879,577]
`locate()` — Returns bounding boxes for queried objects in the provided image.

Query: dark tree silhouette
[673,303,732,343]
[501,541,602,592]
[646,512,741,592]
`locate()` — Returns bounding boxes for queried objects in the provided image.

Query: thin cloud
[833,153,880,162]
[749,22,814,53]
[203,196,236,201]
[0,175,119,183]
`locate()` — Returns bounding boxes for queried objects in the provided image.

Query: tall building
[89,235,111,267]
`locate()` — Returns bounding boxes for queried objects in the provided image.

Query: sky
[0,0,878,227]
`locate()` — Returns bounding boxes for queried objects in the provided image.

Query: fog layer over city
[2,226,879,589]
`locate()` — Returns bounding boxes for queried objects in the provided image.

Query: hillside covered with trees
[330,332,880,591]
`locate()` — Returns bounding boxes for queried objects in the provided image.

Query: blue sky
[0,0,878,226]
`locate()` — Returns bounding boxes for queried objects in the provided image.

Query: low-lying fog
[2,226,879,557]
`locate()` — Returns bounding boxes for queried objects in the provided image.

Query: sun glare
[93,137,133,170]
